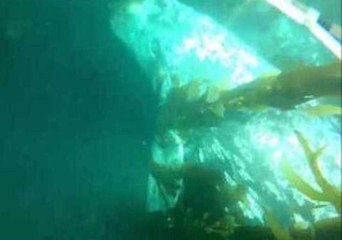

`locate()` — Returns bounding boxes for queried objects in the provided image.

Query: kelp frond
[263,207,293,240]
[281,162,329,202]
[282,130,341,213]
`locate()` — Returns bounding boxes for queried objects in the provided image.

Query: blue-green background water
[1,1,155,239]
[1,0,341,239]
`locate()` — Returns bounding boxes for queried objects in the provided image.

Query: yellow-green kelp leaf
[263,207,293,240]
[303,105,342,116]
[294,130,341,212]
[281,162,328,202]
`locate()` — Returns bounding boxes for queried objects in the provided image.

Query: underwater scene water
[0,0,341,240]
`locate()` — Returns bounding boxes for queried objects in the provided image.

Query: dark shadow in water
[0,0,157,239]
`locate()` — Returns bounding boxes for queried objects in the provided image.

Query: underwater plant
[302,105,342,117]
[149,159,250,239]
[281,130,341,213]
[156,61,341,137]
[260,130,342,240]
[263,207,293,240]
[219,60,341,110]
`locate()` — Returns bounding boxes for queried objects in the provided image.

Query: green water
[1,1,155,239]
[1,1,341,240]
